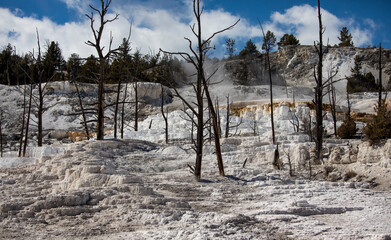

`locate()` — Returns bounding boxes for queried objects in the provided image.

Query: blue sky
[1,0,390,59]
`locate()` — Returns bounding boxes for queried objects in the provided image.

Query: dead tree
[73,80,90,140]
[161,84,169,144]
[17,31,54,148]
[207,108,212,144]
[215,97,222,139]
[0,109,3,157]
[113,79,122,138]
[23,81,33,156]
[288,90,300,132]
[282,147,294,177]
[313,0,325,163]
[378,42,383,108]
[120,82,128,138]
[225,94,242,138]
[18,82,27,157]
[133,81,139,131]
[327,70,338,136]
[35,30,54,146]
[346,89,352,119]
[259,20,281,169]
[85,0,120,140]
[161,0,239,181]
[258,20,276,145]
[225,95,231,138]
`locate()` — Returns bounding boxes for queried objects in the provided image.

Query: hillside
[1,46,391,239]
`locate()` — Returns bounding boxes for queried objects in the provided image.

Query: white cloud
[58,0,91,14]
[0,7,93,58]
[0,3,376,60]
[265,4,374,47]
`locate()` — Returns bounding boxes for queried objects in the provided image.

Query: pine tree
[225,38,236,58]
[239,39,259,56]
[338,27,354,47]
[262,31,276,52]
[277,34,300,49]
[347,56,378,93]
[364,100,391,143]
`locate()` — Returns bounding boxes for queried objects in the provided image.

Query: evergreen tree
[239,39,259,57]
[277,33,300,49]
[364,100,391,143]
[43,41,65,81]
[338,27,354,47]
[0,44,13,85]
[262,31,276,52]
[347,56,378,93]
[66,53,82,81]
[225,38,236,58]
[79,55,99,83]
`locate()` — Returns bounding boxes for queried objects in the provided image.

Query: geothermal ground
[0,82,391,239]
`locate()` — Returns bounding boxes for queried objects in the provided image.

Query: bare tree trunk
[74,81,90,140]
[200,40,225,177]
[328,83,337,136]
[347,90,352,120]
[191,111,194,144]
[0,110,3,157]
[225,95,230,138]
[208,108,212,144]
[18,83,27,157]
[160,0,238,181]
[85,0,120,140]
[161,85,169,144]
[289,91,300,132]
[215,97,221,138]
[121,82,128,139]
[97,60,105,140]
[378,42,382,108]
[114,79,122,138]
[134,81,138,131]
[258,21,276,145]
[38,81,43,146]
[195,78,204,182]
[314,0,324,163]
[268,61,276,144]
[23,83,33,157]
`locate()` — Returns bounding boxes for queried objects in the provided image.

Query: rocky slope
[223,46,391,88]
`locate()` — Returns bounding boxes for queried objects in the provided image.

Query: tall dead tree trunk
[161,84,169,144]
[378,42,383,108]
[23,82,33,157]
[86,0,120,140]
[74,81,90,140]
[328,78,337,136]
[37,78,44,146]
[18,83,27,157]
[215,97,222,139]
[114,79,122,138]
[133,81,138,132]
[258,20,280,169]
[120,82,128,139]
[0,110,3,157]
[258,20,276,145]
[314,0,324,163]
[34,30,54,147]
[224,94,242,138]
[346,90,352,120]
[225,95,230,138]
[161,0,238,180]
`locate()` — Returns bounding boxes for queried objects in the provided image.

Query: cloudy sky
[1,0,390,59]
